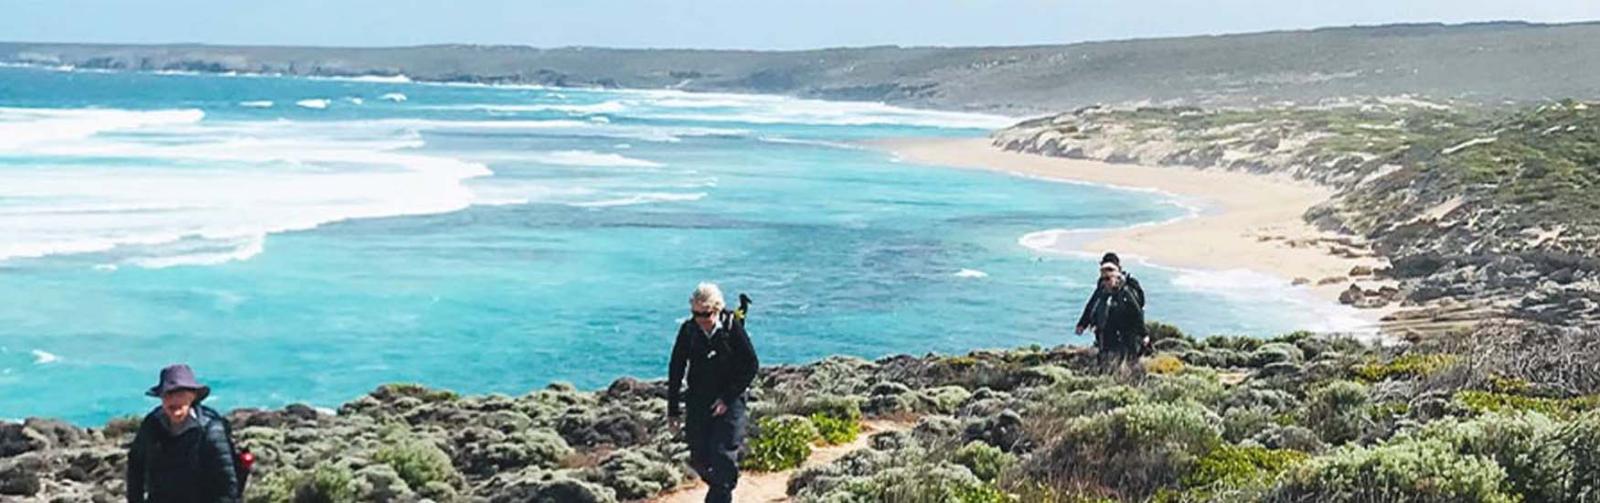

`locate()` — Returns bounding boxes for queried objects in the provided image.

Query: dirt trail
[650,420,907,503]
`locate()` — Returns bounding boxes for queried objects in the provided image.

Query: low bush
[953,441,1015,483]
[246,463,357,503]
[1301,381,1372,444]
[1454,390,1600,420]
[373,432,459,491]
[742,415,819,472]
[1027,402,1221,499]
[1353,353,1460,382]
[1269,439,1515,503]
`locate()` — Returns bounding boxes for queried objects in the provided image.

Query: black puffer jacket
[126,406,239,503]
[1081,280,1145,352]
[666,310,759,418]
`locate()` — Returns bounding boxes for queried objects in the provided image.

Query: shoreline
[876,137,1396,330]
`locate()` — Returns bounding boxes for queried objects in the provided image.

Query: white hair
[691,282,726,311]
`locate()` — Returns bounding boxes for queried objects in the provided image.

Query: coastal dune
[880,137,1393,316]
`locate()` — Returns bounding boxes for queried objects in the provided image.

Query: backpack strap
[201,406,248,497]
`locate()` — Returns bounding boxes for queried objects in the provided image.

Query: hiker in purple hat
[127,364,242,503]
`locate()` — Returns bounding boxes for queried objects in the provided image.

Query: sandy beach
[878,137,1396,314]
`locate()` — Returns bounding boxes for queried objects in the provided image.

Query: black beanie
[1101,252,1121,266]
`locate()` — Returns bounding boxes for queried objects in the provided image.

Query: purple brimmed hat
[146,364,211,402]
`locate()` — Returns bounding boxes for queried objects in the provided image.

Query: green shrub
[954,441,1016,483]
[373,433,458,491]
[811,412,861,446]
[1146,321,1187,343]
[1222,406,1276,443]
[1248,343,1304,367]
[914,386,975,414]
[1268,331,1316,345]
[1145,373,1225,407]
[1270,439,1516,503]
[800,395,863,445]
[1184,444,1308,488]
[1302,381,1372,444]
[1455,390,1600,420]
[1250,425,1327,454]
[1028,403,1221,499]
[598,449,683,500]
[1353,353,1460,382]
[1037,385,1146,418]
[1202,335,1264,353]
[1407,411,1563,501]
[246,463,357,503]
[1367,402,1410,423]
[1549,410,1600,500]
[376,383,459,402]
[742,415,818,472]
[821,463,1011,503]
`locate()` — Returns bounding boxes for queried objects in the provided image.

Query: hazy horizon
[3,0,1598,51]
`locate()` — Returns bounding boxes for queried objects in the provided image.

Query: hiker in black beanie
[1076,253,1148,363]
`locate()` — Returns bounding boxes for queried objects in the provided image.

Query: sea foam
[0,109,492,267]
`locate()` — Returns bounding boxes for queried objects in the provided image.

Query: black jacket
[667,310,759,418]
[1077,274,1145,330]
[127,406,239,503]
[1085,283,1147,350]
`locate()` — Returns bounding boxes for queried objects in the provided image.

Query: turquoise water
[0,67,1345,424]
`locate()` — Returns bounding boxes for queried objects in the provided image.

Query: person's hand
[711,399,728,417]
[1075,324,1087,335]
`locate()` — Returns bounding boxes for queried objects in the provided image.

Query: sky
[2,0,1598,50]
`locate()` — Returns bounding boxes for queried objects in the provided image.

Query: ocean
[0,66,1360,424]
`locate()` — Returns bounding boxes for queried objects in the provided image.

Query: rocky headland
[993,99,1600,336]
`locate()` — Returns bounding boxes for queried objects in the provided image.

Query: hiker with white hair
[666,282,760,503]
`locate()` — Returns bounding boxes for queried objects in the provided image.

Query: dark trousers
[684,395,748,503]
[1096,328,1142,367]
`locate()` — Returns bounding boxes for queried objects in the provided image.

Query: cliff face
[994,101,1600,330]
[7,21,1600,113]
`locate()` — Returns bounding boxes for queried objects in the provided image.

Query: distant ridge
[6,21,1600,114]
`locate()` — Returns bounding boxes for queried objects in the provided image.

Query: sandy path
[650,420,906,503]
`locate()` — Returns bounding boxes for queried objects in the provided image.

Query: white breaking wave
[337,74,412,83]
[569,192,707,208]
[0,107,204,149]
[31,350,60,365]
[361,118,747,143]
[438,101,630,115]
[380,93,408,102]
[239,100,275,108]
[1169,267,1377,336]
[442,89,1016,129]
[347,97,365,105]
[296,99,330,109]
[529,150,662,168]
[0,108,492,267]
[757,136,864,150]
[954,269,989,278]
[602,88,1018,129]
